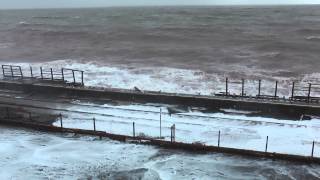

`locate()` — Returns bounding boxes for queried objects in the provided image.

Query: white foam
[52,101,320,157]
[3,59,318,97]
[2,126,317,179]
[0,43,14,49]
[306,36,320,40]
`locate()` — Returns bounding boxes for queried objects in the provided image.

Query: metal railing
[0,106,318,159]
[1,65,84,86]
[2,64,320,104]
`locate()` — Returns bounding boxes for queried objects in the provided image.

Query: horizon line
[1,4,320,10]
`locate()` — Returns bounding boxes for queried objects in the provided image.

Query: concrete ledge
[1,118,319,164]
[1,80,320,119]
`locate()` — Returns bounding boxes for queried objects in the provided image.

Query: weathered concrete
[1,118,319,165]
[1,79,320,120]
[0,106,58,124]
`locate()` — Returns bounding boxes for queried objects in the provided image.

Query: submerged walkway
[0,81,320,164]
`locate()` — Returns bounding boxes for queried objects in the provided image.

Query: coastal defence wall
[1,116,319,164]
[0,80,320,120]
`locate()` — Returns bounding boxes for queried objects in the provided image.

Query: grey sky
[1,0,319,9]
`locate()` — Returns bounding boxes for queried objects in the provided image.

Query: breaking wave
[0,43,14,49]
[306,36,320,40]
[3,59,320,98]
[32,16,80,20]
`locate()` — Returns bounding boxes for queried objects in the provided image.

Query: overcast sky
[1,0,319,9]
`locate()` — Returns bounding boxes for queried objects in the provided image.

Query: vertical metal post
[225,77,228,96]
[170,124,176,142]
[170,125,173,142]
[291,82,295,99]
[265,136,269,152]
[30,66,33,78]
[160,108,162,138]
[173,124,175,142]
[258,80,261,97]
[61,68,65,82]
[274,81,278,98]
[72,70,76,84]
[59,113,63,129]
[312,141,315,157]
[40,67,43,80]
[19,66,23,79]
[81,71,84,86]
[93,117,96,132]
[133,122,135,137]
[241,79,245,96]
[50,68,54,81]
[10,65,13,78]
[218,130,221,147]
[308,83,312,103]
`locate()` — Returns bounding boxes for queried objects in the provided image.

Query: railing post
[81,71,84,86]
[72,70,76,84]
[61,68,65,82]
[265,136,269,152]
[307,83,312,103]
[40,67,43,80]
[274,81,278,98]
[171,124,175,142]
[218,130,221,147]
[19,66,23,79]
[312,141,315,157]
[241,79,245,96]
[291,82,295,99]
[173,124,175,142]
[225,77,228,96]
[50,68,54,81]
[160,108,162,138]
[10,65,13,78]
[59,113,63,129]
[171,125,173,142]
[93,117,96,132]
[30,66,33,78]
[133,122,135,137]
[258,80,261,97]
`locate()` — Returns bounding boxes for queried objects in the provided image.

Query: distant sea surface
[0,6,320,78]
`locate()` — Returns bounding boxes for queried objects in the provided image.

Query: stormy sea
[1,5,320,179]
[1,5,320,96]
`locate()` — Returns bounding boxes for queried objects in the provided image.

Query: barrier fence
[216,77,320,104]
[1,65,84,86]
[2,64,320,104]
[0,106,318,159]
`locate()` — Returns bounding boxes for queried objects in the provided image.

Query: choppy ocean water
[1,6,320,179]
[1,6,320,96]
[1,126,320,179]
[0,6,320,76]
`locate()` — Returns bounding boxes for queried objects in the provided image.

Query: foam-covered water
[3,59,319,97]
[1,126,320,179]
[1,6,320,178]
[50,100,320,157]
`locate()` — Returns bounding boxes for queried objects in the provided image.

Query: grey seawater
[0,5,320,80]
[0,126,320,179]
[1,6,320,179]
